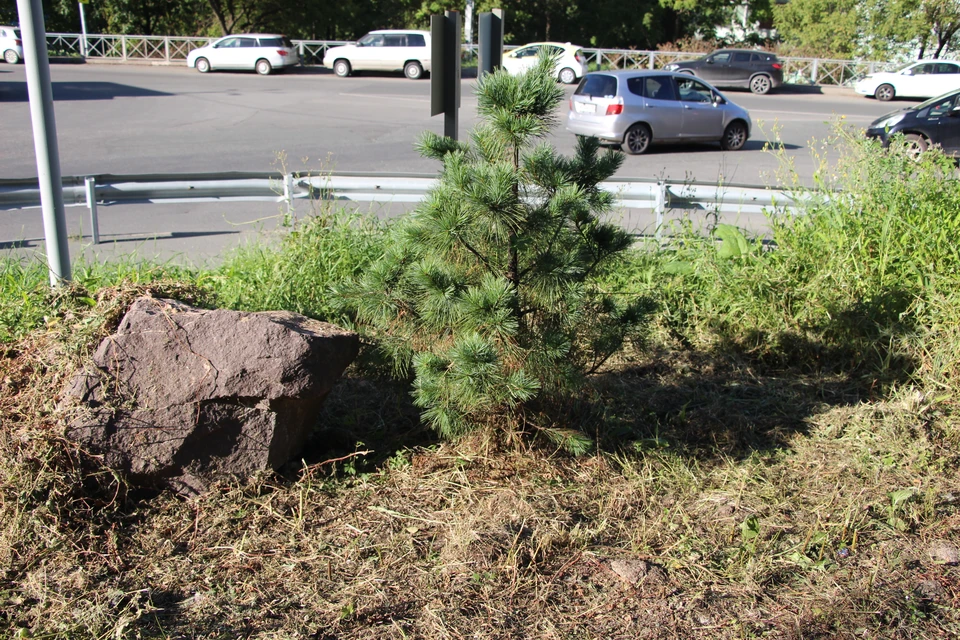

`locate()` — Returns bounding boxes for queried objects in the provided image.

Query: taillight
[277,49,288,56]
[772,62,782,70]
[15,39,21,46]
[569,98,573,111]
[605,103,623,115]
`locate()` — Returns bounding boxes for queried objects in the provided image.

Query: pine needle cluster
[342,57,654,451]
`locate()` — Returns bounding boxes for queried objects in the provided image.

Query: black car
[664,49,784,95]
[865,89,960,156]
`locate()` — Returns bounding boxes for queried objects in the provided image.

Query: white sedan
[501,42,588,84]
[186,34,300,75]
[855,59,960,101]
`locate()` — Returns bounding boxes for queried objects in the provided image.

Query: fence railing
[44,32,892,86]
[0,172,819,245]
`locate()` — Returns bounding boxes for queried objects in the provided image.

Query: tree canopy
[4,0,959,59]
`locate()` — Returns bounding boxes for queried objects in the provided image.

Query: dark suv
[664,49,783,94]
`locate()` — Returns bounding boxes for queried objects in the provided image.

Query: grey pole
[17,0,72,285]
[78,1,88,57]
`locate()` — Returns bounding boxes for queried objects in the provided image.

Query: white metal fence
[44,32,890,86]
[0,172,818,245]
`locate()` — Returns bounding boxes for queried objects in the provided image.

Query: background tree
[863,0,960,59]
[772,0,860,57]
[342,57,653,451]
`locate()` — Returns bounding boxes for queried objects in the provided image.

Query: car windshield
[913,91,960,110]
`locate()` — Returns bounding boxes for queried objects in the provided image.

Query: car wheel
[875,83,895,102]
[623,123,652,155]
[404,61,423,80]
[720,121,748,151]
[334,59,352,77]
[256,59,272,75]
[4,49,20,64]
[749,74,771,95]
[558,67,577,84]
[195,57,210,73]
[903,133,929,158]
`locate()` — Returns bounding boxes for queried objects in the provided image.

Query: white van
[323,30,431,80]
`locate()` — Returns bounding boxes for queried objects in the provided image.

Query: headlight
[665,63,679,71]
[874,113,905,129]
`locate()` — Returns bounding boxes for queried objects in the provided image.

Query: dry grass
[2,290,958,639]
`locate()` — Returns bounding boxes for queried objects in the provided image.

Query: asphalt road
[0,62,918,264]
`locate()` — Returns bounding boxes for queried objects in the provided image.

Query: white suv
[323,30,431,80]
[1,26,23,64]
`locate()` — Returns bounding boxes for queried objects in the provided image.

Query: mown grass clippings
[2,296,958,638]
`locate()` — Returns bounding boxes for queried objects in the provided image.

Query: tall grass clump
[632,125,960,400]
[211,208,387,321]
[0,255,201,343]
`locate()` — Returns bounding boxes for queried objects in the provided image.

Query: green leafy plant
[341,56,654,451]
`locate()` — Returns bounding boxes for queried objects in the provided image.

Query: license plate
[575,102,596,114]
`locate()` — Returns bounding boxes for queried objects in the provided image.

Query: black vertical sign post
[430,10,461,140]
[478,9,504,77]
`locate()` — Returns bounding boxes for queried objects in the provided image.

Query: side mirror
[713,94,725,105]
[706,59,714,64]
[902,69,914,75]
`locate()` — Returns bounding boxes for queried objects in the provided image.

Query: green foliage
[772,0,861,58]
[342,56,654,450]
[211,209,386,321]
[623,123,960,397]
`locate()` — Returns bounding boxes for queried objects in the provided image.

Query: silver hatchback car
[566,70,751,155]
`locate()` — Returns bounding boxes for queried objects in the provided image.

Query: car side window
[516,46,539,58]
[918,64,936,74]
[938,63,960,74]
[218,37,240,48]
[926,95,956,117]
[358,34,384,47]
[383,35,404,46]
[677,77,713,102]
[709,52,731,64]
[408,34,425,47]
[238,38,256,48]
[637,76,677,100]
[733,52,751,63]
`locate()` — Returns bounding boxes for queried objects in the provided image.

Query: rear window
[576,74,617,98]
[733,52,751,63]
[752,53,777,62]
[407,33,426,47]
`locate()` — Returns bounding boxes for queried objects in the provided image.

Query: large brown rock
[63,297,359,495]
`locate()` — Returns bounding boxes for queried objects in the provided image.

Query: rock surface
[63,297,359,495]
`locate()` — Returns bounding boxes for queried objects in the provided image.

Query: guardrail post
[283,173,295,217]
[85,177,100,244]
[164,37,170,62]
[654,181,666,243]
[121,35,127,61]
[649,51,655,70]
[810,58,818,84]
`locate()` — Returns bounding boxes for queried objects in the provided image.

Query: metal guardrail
[43,32,892,86]
[0,172,817,245]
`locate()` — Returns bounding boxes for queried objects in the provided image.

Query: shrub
[341,57,654,451]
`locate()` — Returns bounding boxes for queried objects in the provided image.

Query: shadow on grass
[287,285,920,473]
